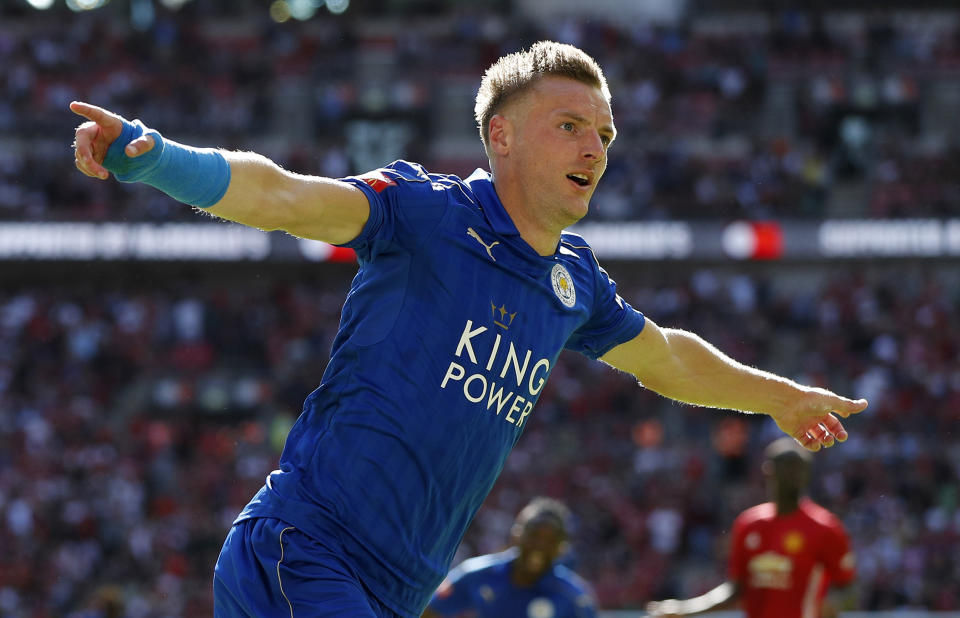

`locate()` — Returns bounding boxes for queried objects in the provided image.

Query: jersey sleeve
[425,564,476,616]
[337,160,450,262]
[821,516,856,586]
[564,259,645,360]
[573,587,599,618]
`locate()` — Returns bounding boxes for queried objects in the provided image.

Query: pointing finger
[69,101,121,131]
[70,100,106,122]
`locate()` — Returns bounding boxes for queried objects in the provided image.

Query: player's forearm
[95,115,369,244]
[642,328,806,415]
[205,151,367,243]
[682,581,739,614]
[648,582,739,616]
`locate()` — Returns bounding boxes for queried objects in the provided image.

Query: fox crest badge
[550,264,576,308]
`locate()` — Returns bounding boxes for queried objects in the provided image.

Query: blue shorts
[214,517,401,618]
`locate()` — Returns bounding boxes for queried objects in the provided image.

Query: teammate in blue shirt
[71,40,868,618]
[424,497,597,618]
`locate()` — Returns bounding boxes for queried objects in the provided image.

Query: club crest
[551,263,576,308]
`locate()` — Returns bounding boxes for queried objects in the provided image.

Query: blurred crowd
[0,5,959,222]
[1,264,958,616]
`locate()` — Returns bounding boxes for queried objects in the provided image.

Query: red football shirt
[728,499,855,618]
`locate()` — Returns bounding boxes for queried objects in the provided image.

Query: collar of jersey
[465,168,576,264]
[464,168,521,237]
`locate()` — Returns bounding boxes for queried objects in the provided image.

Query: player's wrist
[103,118,230,208]
[103,118,163,182]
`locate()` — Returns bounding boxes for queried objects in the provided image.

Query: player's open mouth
[567,173,590,187]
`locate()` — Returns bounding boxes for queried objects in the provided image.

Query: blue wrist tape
[103,119,231,208]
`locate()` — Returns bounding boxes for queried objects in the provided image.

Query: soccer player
[70,41,867,618]
[422,497,597,618]
[646,437,857,618]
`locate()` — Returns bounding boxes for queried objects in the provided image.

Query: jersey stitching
[559,241,600,269]
[801,563,824,618]
[277,526,297,618]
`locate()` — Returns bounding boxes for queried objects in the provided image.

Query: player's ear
[488,114,511,156]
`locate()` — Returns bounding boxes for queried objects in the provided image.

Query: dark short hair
[765,436,813,464]
[514,496,573,538]
[474,41,611,152]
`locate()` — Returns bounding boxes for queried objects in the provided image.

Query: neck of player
[493,178,564,256]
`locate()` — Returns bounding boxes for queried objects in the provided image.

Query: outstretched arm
[70,101,369,244]
[646,581,740,617]
[601,318,868,451]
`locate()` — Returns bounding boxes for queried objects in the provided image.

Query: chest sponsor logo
[747,551,793,590]
[440,318,551,429]
[551,263,576,308]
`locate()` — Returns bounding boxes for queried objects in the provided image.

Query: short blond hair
[474,41,611,152]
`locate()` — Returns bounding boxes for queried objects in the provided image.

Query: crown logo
[491,301,517,330]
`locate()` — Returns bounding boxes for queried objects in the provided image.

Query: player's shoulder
[736,502,778,527]
[350,160,477,216]
[377,159,432,181]
[550,563,594,595]
[451,549,514,578]
[559,231,597,258]
[354,160,463,189]
[558,231,602,271]
[548,564,598,614]
[391,159,470,185]
[799,499,845,529]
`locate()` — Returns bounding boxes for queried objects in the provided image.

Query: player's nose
[582,132,604,158]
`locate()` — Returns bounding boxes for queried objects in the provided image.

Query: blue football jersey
[427,549,598,618]
[236,161,644,616]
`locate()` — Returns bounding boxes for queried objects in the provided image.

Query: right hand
[70,101,155,180]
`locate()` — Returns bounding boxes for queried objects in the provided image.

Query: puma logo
[467,227,499,261]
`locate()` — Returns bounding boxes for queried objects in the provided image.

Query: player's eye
[560,122,575,132]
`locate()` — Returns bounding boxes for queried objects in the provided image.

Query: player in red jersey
[647,437,856,618]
